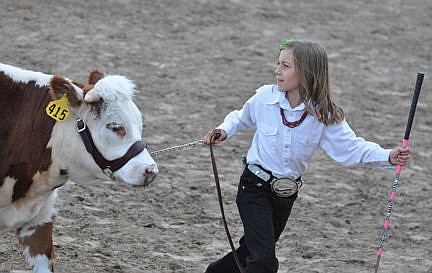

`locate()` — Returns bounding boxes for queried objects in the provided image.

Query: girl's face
[274,49,300,93]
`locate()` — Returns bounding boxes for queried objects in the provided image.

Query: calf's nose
[143,164,158,186]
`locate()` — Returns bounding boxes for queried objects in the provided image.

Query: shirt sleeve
[320,119,392,168]
[216,97,256,139]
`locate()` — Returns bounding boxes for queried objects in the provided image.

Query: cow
[0,63,158,273]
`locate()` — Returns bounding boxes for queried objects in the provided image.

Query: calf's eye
[107,122,126,137]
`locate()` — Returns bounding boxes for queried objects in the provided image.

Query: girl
[203,39,411,273]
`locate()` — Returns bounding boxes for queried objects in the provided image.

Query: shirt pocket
[257,122,278,136]
[293,133,320,160]
[256,122,279,150]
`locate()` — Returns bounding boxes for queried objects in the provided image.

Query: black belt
[247,164,303,197]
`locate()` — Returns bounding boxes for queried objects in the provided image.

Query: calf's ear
[88,69,104,85]
[72,81,85,89]
[49,75,82,107]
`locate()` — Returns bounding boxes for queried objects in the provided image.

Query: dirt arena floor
[1,0,431,272]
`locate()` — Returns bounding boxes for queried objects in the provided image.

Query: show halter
[76,118,147,179]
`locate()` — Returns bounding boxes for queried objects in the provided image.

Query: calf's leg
[17,222,55,273]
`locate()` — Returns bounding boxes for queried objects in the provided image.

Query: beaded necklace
[279,107,308,128]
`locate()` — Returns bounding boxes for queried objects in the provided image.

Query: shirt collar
[265,85,306,111]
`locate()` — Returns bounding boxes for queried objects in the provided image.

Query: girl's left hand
[389,146,412,166]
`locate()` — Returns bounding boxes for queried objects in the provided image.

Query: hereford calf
[0,63,158,273]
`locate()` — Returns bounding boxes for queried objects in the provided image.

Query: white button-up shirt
[217,85,392,179]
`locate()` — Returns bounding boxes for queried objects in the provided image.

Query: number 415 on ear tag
[46,94,70,122]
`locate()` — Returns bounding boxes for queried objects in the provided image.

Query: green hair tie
[278,36,297,54]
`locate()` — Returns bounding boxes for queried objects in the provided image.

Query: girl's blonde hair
[280,40,344,125]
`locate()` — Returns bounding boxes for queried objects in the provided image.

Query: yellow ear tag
[46,94,70,122]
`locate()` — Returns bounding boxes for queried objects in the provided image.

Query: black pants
[205,167,297,273]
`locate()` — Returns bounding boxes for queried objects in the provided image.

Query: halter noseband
[76,118,146,179]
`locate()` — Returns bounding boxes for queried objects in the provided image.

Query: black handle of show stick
[404,72,425,140]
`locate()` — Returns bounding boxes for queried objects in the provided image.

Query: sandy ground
[1,0,431,272]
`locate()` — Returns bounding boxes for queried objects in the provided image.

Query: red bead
[280,107,308,128]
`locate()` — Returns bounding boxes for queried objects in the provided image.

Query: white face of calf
[49,70,158,186]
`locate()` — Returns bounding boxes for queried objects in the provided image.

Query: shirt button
[284,144,289,148]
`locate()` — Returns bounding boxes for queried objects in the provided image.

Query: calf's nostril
[144,166,158,176]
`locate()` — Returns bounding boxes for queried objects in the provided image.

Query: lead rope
[150,139,204,156]
[209,138,246,273]
[150,138,246,272]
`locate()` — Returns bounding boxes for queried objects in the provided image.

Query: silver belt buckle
[247,164,301,197]
[270,178,299,197]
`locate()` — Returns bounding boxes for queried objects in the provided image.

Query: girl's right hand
[203,129,227,145]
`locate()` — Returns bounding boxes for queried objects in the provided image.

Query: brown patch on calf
[9,162,32,201]
[17,222,55,260]
[0,72,55,199]
[82,83,95,94]
[80,69,106,102]
[72,80,85,89]
[88,69,104,85]
[49,75,82,108]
